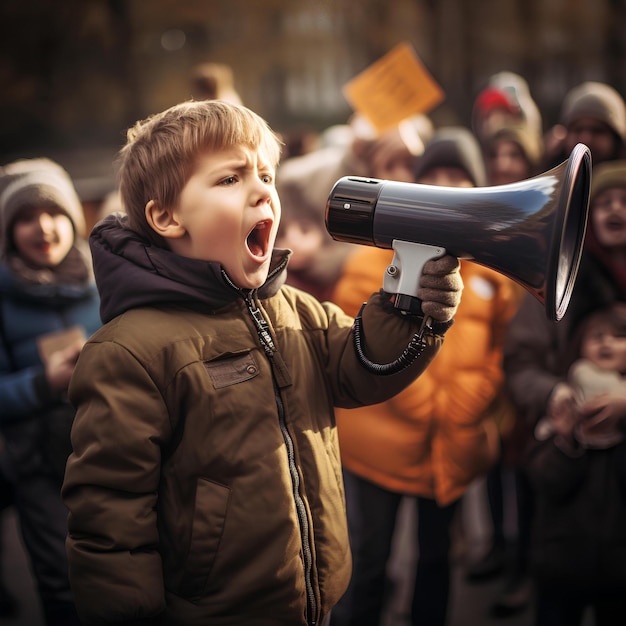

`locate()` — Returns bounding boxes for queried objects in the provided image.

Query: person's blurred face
[375,151,417,183]
[591,187,626,250]
[485,138,530,186]
[476,108,521,142]
[352,128,418,183]
[565,117,619,165]
[417,166,474,188]
[12,205,74,268]
[581,318,626,373]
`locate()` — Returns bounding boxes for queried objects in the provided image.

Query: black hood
[90,213,289,323]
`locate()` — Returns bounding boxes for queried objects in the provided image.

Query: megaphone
[326,143,592,322]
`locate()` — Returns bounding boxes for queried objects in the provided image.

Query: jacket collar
[91,213,290,323]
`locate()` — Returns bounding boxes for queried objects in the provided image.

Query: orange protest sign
[342,42,445,134]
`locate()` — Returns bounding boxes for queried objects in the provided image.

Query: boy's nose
[251,183,272,206]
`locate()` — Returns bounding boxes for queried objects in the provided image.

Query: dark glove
[417,254,463,323]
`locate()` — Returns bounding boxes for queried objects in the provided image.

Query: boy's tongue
[247,221,269,258]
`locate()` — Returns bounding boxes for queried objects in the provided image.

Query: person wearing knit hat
[582,160,626,296]
[544,81,626,170]
[482,121,544,187]
[472,86,524,146]
[330,126,521,626]
[414,125,487,187]
[561,82,626,142]
[471,71,543,153]
[487,71,543,141]
[589,158,626,197]
[0,157,100,626]
[0,158,86,252]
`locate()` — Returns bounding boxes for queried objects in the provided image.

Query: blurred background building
[1,0,625,219]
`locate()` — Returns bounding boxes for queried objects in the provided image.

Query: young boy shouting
[61,99,462,626]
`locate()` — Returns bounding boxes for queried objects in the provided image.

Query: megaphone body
[326,143,592,322]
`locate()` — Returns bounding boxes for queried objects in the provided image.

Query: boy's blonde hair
[116,99,282,247]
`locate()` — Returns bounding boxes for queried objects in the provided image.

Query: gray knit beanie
[0,158,86,259]
[415,126,487,187]
[560,81,626,142]
[590,159,626,201]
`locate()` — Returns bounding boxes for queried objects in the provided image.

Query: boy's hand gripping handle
[383,240,446,314]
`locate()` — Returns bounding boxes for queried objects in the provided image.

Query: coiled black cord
[352,304,430,376]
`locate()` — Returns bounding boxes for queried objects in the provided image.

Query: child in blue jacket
[0,157,101,625]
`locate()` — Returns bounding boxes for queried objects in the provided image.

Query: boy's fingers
[422,254,461,276]
[417,255,463,322]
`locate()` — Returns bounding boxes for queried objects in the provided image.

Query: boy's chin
[230,270,270,290]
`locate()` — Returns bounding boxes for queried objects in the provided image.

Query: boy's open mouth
[246,220,272,259]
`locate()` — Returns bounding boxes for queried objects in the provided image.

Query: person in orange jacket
[329,126,522,626]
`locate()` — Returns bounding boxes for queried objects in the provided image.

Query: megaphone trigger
[383,240,446,313]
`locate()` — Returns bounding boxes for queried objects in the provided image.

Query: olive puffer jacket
[62,215,449,626]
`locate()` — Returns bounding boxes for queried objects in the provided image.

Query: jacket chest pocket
[204,352,260,389]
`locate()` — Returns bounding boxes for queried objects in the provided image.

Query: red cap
[474,88,519,114]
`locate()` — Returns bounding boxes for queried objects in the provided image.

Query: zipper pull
[244,295,292,388]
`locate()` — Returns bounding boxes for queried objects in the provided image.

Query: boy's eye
[261,174,273,184]
[221,176,238,186]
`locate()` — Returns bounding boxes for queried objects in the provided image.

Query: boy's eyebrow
[222,159,249,170]
[199,157,248,176]
[199,149,275,175]
[228,158,276,174]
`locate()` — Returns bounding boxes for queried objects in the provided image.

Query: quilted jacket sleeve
[320,288,445,410]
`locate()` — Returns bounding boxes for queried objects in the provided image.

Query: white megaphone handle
[383,240,447,311]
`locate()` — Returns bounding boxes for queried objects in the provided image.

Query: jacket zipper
[274,380,317,626]
[222,271,318,625]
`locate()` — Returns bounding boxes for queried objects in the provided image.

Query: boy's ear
[145,200,186,239]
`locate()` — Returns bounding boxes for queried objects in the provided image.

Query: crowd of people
[0,67,625,626]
